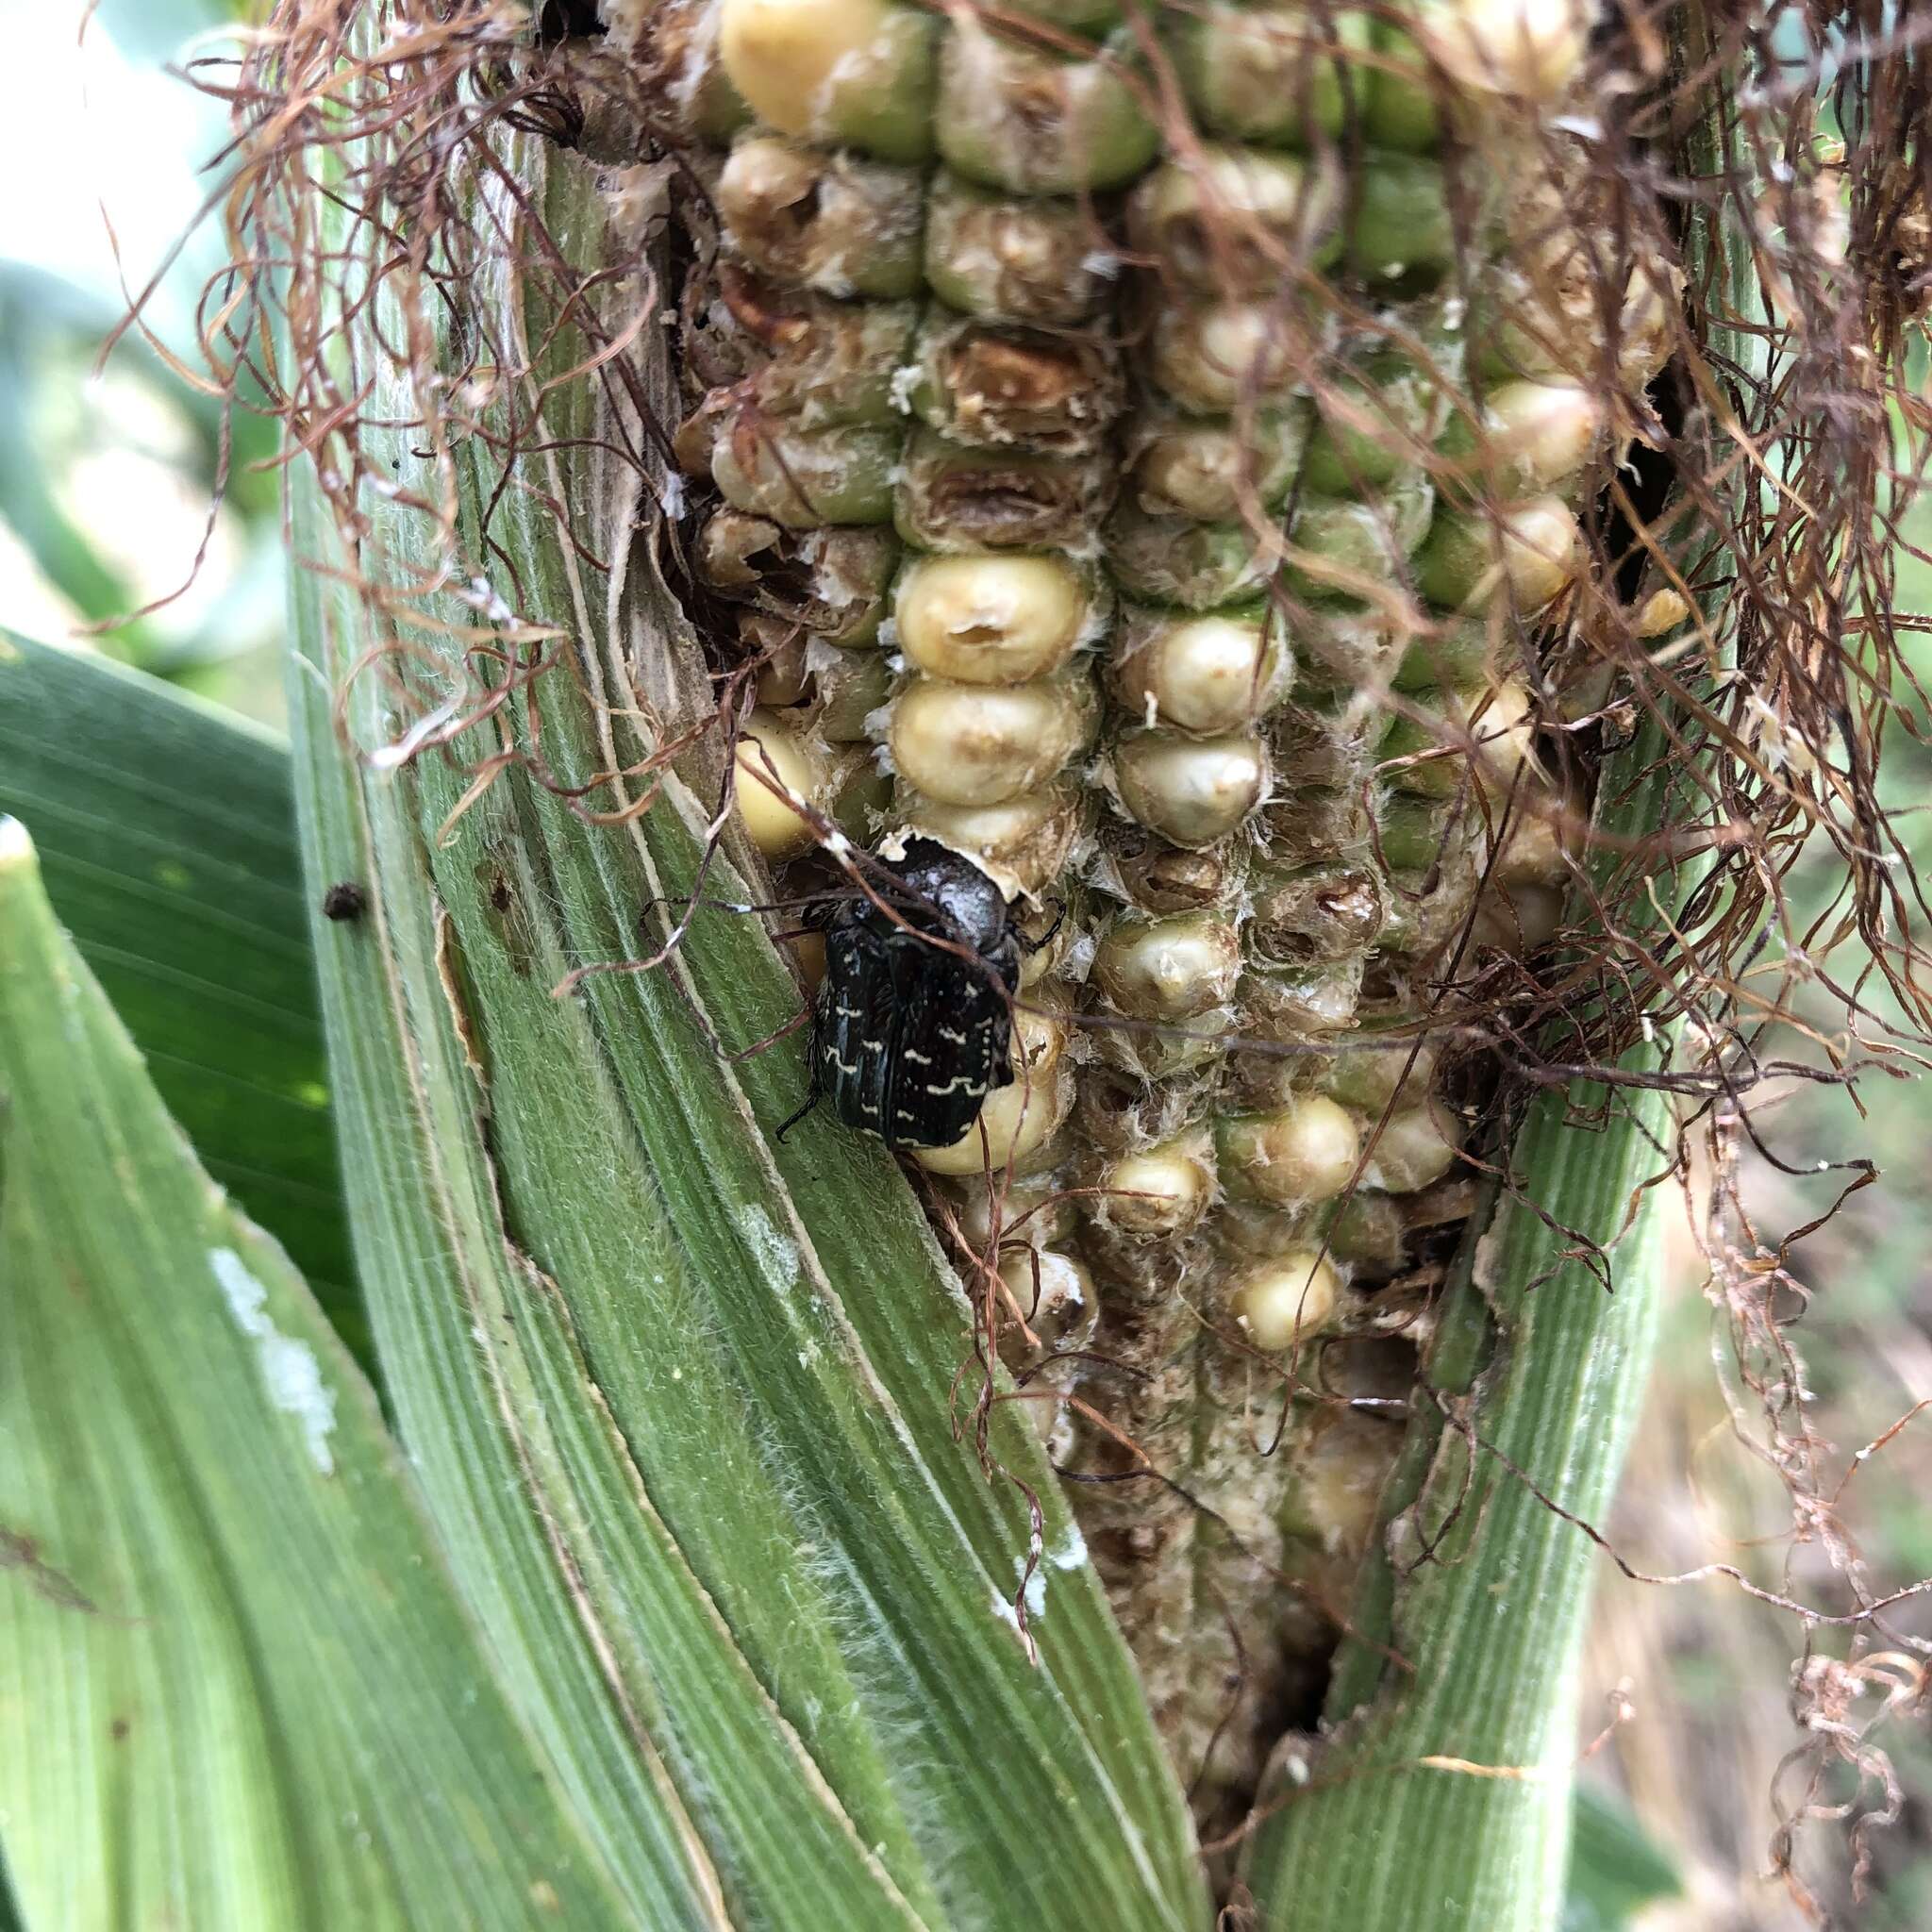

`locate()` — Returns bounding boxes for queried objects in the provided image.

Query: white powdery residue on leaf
[989,1584,1051,1630]
[209,1246,338,1474]
[732,1202,798,1295]
[991,1552,1052,1634]
[368,696,460,773]
[1019,1565,1047,1621]
[1048,1522,1088,1572]
[466,575,516,625]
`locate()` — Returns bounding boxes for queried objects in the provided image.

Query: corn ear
[657,0,1667,1834]
[235,0,1745,1915]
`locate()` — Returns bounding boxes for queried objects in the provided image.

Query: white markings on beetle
[927,1072,983,1097]
[209,1246,338,1474]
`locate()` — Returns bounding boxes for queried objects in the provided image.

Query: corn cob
[633,0,1674,1827]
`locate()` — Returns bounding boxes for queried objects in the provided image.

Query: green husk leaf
[285,118,1205,1932]
[1239,1045,1671,1928]
[0,816,631,1930]
[0,631,355,1352]
[1240,462,1715,1932]
[1245,23,1751,1924]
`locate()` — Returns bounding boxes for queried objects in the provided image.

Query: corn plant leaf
[283,117,1207,1932]
[0,815,634,1930]
[0,631,358,1356]
[1560,1786,1682,1930]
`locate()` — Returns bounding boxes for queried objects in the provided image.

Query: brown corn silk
[207,0,1931,1892]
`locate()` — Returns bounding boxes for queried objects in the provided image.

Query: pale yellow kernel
[732,710,825,858]
[1231,1249,1342,1352]
[895,554,1089,685]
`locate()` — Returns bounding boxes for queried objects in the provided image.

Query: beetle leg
[727,1002,814,1063]
[775,1070,824,1142]
[1018,898,1067,954]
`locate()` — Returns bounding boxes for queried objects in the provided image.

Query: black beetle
[781,840,1024,1150]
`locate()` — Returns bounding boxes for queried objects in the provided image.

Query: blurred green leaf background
[0,0,286,722]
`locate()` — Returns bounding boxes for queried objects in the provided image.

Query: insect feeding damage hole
[536,1,608,42]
